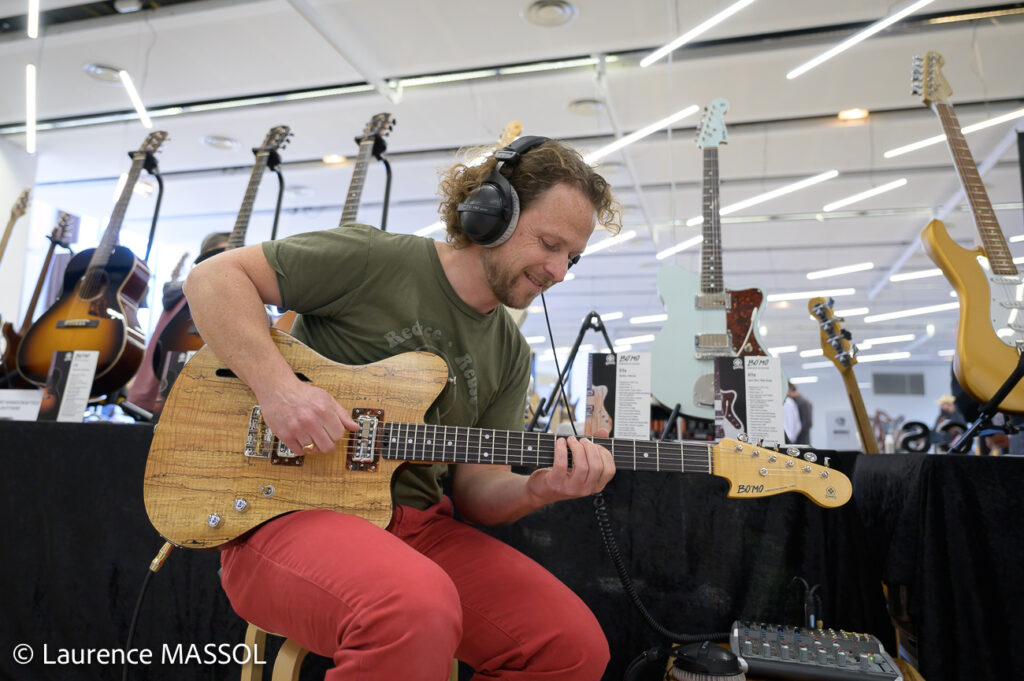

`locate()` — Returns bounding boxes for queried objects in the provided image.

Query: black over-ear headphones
[457,135,550,248]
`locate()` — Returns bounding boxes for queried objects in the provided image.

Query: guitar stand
[266,149,286,241]
[354,132,393,232]
[526,311,616,433]
[97,389,154,423]
[950,342,1024,454]
[139,150,164,265]
[660,404,683,440]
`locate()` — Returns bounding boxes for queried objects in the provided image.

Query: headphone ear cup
[458,181,506,245]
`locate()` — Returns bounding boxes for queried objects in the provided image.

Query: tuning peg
[841,329,852,340]
[912,55,923,64]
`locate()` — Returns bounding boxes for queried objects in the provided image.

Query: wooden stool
[240,622,460,681]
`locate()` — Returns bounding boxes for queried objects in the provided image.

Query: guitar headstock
[912,52,952,106]
[696,98,729,149]
[809,296,858,372]
[169,251,190,281]
[139,130,170,154]
[51,212,76,247]
[361,113,396,142]
[260,125,292,152]
[11,188,31,220]
[713,436,851,508]
[499,120,523,147]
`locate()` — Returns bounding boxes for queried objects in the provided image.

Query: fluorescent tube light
[799,349,824,358]
[415,222,444,237]
[641,0,758,67]
[656,235,702,260]
[599,311,624,321]
[856,351,912,363]
[1010,234,1024,243]
[823,179,908,212]
[861,333,915,345]
[790,376,819,384]
[802,361,835,369]
[524,336,546,345]
[27,0,38,38]
[686,170,840,226]
[806,261,874,280]
[884,106,1024,158]
[617,334,656,345]
[583,229,637,256]
[583,105,699,164]
[863,302,959,323]
[888,268,943,282]
[786,0,937,79]
[767,345,798,355]
[766,287,855,302]
[25,64,36,154]
[938,349,955,357]
[118,70,152,129]
[629,313,668,325]
[834,307,870,317]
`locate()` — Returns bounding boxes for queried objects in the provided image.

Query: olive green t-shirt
[262,224,531,509]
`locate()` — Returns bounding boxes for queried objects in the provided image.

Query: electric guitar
[651,99,770,420]
[915,52,1024,413]
[157,125,292,370]
[1,213,75,388]
[809,297,880,453]
[17,132,166,397]
[143,329,851,549]
[274,114,395,333]
[0,188,30,271]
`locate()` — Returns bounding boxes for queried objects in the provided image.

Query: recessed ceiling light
[322,154,347,165]
[523,0,578,27]
[838,108,869,121]
[82,63,123,85]
[201,135,240,151]
[567,98,605,116]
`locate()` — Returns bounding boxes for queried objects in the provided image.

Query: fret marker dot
[643,453,649,458]
[447,441,453,446]
[408,438,413,444]
[527,446,533,451]
[484,434,490,440]
[426,440,432,445]
[391,438,396,443]
[484,452,489,457]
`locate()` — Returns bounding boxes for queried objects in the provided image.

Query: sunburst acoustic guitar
[915,52,1024,413]
[809,297,881,454]
[651,99,770,420]
[17,131,167,397]
[143,329,852,549]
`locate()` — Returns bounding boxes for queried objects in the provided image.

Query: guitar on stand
[274,113,395,333]
[0,189,34,385]
[1,213,75,388]
[809,297,881,453]
[154,125,293,378]
[916,52,1024,415]
[651,99,770,422]
[17,132,167,398]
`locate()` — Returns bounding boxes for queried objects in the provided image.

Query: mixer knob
[798,646,809,662]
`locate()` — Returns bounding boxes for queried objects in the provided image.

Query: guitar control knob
[817,649,827,664]
[742,640,753,656]
[207,513,222,528]
[837,651,847,666]
[761,642,771,657]
[780,644,790,660]
[860,653,871,670]
[233,498,249,513]
[798,646,809,662]
[259,485,276,498]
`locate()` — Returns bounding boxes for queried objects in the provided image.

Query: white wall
[0,137,38,326]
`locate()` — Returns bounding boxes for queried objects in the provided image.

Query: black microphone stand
[527,311,616,433]
[266,149,285,241]
[950,343,1024,453]
[140,151,164,264]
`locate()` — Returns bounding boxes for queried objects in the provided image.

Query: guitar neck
[838,368,880,454]
[227,153,272,250]
[0,212,19,269]
[339,137,376,226]
[19,239,59,335]
[700,147,724,294]
[382,422,714,474]
[92,153,147,272]
[933,102,1014,274]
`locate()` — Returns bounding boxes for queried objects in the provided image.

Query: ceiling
[2,0,1024,391]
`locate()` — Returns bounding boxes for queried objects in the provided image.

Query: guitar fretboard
[227,152,272,251]
[381,422,715,474]
[933,102,1015,275]
[701,147,724,295]
[340,137,376,225]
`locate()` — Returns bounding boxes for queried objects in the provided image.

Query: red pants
[220,498,609,680]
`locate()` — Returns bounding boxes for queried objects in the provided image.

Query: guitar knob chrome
[786,447,800,456]
[234,498,249,513]
[804,452,817,463]
[737,433,748,442]
[259,485,275,498]
[207,513,223,528]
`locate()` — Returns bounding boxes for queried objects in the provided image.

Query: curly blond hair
[437,139,620,248]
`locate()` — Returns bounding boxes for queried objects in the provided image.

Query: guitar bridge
[347,408,383,471]
[243,405,304,465]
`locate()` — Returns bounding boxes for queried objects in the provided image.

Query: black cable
[538,293,727,646]
[122,542,174,681]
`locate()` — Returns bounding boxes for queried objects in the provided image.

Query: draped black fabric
[5,421,1009,681]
